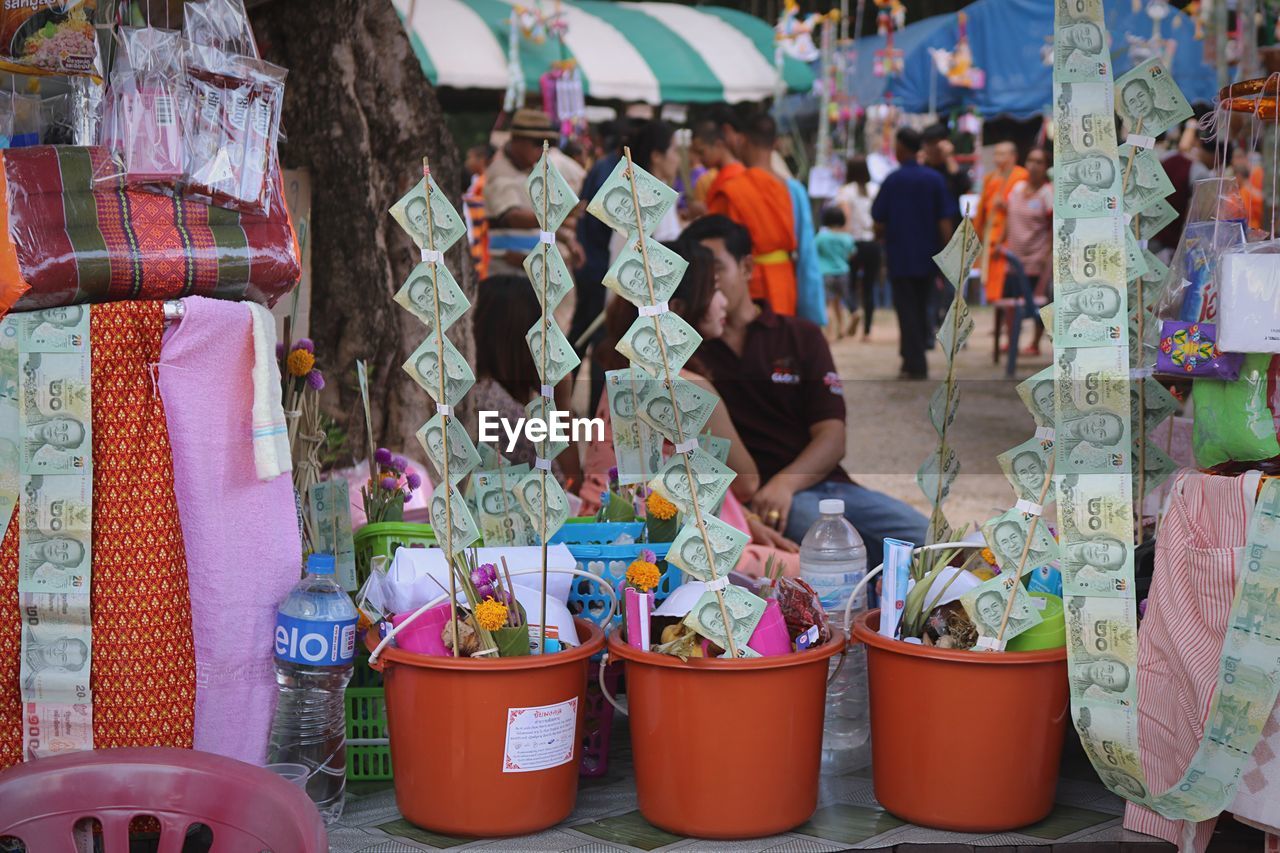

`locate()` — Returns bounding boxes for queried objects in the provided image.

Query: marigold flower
[626,558,661,592]
[475,597,510,630]
[980,547,998,566]
[287,349,316,377]
[646,491,677,520]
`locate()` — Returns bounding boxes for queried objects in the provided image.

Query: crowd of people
[448,104,1255,573]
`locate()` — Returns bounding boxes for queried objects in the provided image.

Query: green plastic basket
[345,686,392,781]
[346,522,433,782]
[353,521,435,589]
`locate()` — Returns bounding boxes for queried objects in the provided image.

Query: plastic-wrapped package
[1217,239,1280,354]
[0,145,300,312]
[180,42,284,216]
[1153,179,1251,327]
[1192,352,1280,468]
[100,27,185,186]
[183,0,259,58]
[0,0,102,80]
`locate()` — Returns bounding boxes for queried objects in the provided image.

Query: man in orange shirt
[692,110,798,315]
[974,141,1028,303]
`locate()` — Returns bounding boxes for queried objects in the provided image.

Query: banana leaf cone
[493,623,532,657]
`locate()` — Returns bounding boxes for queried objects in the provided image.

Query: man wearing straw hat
[484,108,585,275]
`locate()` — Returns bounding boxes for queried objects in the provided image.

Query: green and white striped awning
[394,0,814,104]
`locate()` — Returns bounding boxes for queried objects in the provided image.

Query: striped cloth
[1,146,300,312]
[1122,468,1265,851]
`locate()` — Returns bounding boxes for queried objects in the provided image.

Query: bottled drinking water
[799,498,871,775]
[268,553,358,823]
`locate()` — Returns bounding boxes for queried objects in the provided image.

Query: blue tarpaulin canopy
[842,0,1217,119]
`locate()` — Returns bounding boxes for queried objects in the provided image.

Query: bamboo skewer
[622,147,739,658]
[536,141,553,655]
[422,156,461,657]
[995,453,1057,645]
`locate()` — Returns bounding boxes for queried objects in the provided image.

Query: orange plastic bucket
[369,618,605,837]
[852,610,1069,831]
[607,630,842,838]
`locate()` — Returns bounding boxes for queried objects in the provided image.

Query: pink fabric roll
[160,296,302,764]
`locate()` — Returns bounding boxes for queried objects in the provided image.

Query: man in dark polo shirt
[682,215,927,571]
[872,127,954,380]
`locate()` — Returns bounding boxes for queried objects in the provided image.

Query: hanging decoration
[930,12,986,90]
[503,2,570,117]
[540,60,587,146]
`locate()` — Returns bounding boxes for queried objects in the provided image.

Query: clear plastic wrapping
[182,41,285,215]
[101,26,186,187]
[1146,178,1254,380]
[1,145,300,311]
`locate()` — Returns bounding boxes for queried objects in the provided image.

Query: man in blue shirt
[871,128,954,380]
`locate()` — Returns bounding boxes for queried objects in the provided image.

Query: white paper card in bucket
[502,697,579,772]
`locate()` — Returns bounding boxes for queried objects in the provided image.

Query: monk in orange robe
[974,142,1029,303]
[693,116,798,315]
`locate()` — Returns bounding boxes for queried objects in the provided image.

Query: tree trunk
[250,0,473,462]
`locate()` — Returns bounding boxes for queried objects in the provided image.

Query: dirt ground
[835,302,1045,531]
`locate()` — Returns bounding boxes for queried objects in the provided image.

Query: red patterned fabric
[1,146,299,311]
[0,510,20,769]
[0,302,196,768]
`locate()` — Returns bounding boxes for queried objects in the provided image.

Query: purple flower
[306,370,326,391]
[391,454,409,472]
[641,548,657,564]
[374,447,393,466]
[379,476,398,491]
[471,562,498,587]
[607,466,618,484]
[475,583,495,599]
[275,341,285,360]
[406,471,422,490]
[293,338,315,353]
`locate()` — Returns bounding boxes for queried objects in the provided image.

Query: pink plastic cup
[391,603,452,656]
[747,599,792,656]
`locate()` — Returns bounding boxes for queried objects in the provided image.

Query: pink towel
[160,296,302,765]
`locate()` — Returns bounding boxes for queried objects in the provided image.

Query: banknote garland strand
[920,218,981,550]
[419,157,461,657]
[620,147,739,658]
[535,144,553,654]
[12,312,94,758]
[1051,0,1280,821]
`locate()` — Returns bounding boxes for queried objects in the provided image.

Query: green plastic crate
[345,686,392,781]
[353,521,435,590]
[346,522,433,782]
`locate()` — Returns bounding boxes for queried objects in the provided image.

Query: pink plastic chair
[0,748,327,852]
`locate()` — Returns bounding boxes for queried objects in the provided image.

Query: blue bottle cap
[308,553,337,575]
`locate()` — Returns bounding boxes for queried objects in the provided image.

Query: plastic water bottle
[268,553,358,823]
[799,498,871,775]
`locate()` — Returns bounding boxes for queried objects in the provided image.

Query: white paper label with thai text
[501,697,578,773]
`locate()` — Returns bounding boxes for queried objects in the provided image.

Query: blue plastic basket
[550,520,682,632]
